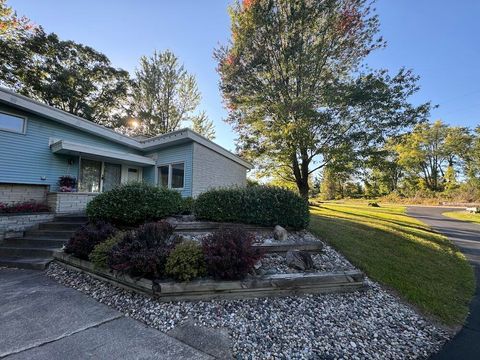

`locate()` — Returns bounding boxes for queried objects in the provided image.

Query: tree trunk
[297,178,309,200]
[291,154,310,200]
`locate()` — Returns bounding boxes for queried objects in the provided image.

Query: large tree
[129,50,202,136]
[216,0,430,198]
[0,29,130,127]
[393,120,472,191]
[0,0,33,38]
[190,111,216,140]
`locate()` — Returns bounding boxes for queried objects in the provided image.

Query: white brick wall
[191,143,248,197]
[0,184,49,204]
[47,192,97,214]
[0,213,54,240]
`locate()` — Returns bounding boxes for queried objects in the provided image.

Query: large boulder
[286,250,314,271]
[273,225,288,241]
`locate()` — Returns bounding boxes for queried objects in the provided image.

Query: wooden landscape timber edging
[53,251,365,301]
[172,221,274,233]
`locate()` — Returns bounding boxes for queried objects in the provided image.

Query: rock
[286,250,314,271]
[254,260,262,270]
[273,225,288,241]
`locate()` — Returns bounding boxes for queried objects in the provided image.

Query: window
[127,168,140,182]
[159,166,169,187]
[0,112,26,133]
[171,163,185,189]
[158,163,185,189]
[79,159,102,192]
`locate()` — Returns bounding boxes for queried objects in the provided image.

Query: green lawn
[443,210,480,224]
[309,201,475,326]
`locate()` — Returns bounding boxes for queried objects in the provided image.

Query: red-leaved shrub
[0,201,50,214]
[64,221,117,260]
[107,221,177,278]
[202,226,263,280]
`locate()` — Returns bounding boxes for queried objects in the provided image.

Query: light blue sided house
[0,88,252,214]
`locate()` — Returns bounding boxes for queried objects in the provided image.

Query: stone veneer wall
[0,184,49,204]
[47,192,97,214]
[0,213,55,240]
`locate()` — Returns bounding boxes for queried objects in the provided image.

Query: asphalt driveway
[407,206,480,360]
[0,268,212,359]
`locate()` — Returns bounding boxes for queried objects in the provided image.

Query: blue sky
[8,0,480,151]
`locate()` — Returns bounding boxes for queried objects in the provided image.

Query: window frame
[157,162,185,190]
[0,111,27,134]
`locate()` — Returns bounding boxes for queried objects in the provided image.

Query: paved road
[0,268,213,359]
[407,207,480,360]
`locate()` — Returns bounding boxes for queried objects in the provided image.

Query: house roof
[0,87,252,169]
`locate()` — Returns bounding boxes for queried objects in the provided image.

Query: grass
[309,201,475,326]
[443,211,480,224]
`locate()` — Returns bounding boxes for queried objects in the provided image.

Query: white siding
[192,143,247,197]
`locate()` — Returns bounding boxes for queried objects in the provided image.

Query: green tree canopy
[129,50,202,136]
[0,29,131,127]
[0,0,33,38]
[190,111,216,140]
[216,0,430,198]
[393,120,472,191]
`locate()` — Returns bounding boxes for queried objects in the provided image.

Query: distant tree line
[0,0,215,139]
[316,120,480,202]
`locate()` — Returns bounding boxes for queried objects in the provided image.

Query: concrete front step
[3,237,66,248]
[26,230,76,239]
[0,256,52,270]
[0,245,58,258]
[54,215,88,223]
[39,222,84,231]
[0,216,85,270]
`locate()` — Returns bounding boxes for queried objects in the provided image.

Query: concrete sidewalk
[407,207,480,360]
[0,268,212,359]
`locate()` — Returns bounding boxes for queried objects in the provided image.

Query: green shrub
[180,197,195,215]
[165,240,206,281]
[86,182,183,226]
[194,186,309,229]
[89,232,125,269]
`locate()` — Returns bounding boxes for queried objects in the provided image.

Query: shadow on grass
[313,206,460,254]
[309,211,474,325]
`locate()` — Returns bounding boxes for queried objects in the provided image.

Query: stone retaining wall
[0,184,49,204]
[0,213,55,240]
[47,192,97,214]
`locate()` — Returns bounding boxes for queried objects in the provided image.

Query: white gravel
[259,243,355,274]
[46,261,450,359]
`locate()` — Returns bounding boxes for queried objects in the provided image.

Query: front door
[103,163,122,191]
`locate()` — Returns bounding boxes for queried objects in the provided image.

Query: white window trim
[0,111,27,134]
[158,162,185,190]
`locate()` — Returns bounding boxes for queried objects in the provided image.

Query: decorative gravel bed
[255,230,322,245]
[46,259,450,359]
[258,243,355,275]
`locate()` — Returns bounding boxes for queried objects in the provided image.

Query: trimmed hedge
[86,182,183,226]
[194,186,309,229]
